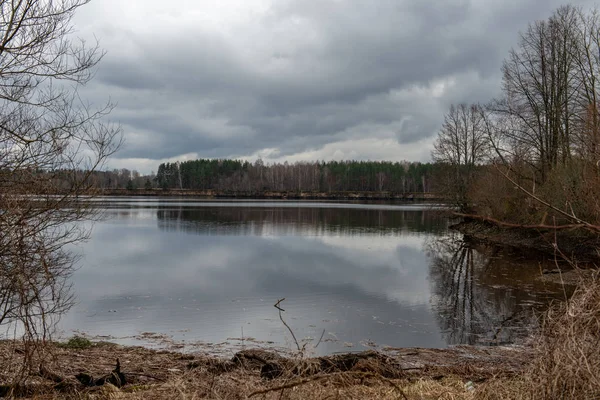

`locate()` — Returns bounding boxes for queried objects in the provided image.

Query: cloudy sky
[73,0,592,173]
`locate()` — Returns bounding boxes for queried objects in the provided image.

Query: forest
[91,159,438,194]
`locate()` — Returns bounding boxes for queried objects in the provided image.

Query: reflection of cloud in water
[316,234,424,251]
[72,224,432,308]
[62,204,445,352]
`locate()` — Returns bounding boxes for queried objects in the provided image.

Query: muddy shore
[0,340,530,399]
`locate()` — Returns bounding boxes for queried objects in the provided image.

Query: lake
[59,198,570,355]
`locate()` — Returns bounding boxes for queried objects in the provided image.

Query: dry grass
[21,372,477,400]
[524,271,600,399]
[475,272,600,400]
[0,341,530,399]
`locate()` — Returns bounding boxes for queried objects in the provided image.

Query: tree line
[151,159,437,193]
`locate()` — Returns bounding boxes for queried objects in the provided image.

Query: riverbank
[0,340,530,399]
[98,188,442,201]
[451,218,600,264]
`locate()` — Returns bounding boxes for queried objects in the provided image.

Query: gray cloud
[73,0,594,172]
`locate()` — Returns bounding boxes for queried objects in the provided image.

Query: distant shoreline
[98,188,443,201]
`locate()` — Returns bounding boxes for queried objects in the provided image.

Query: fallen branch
[454,212,589,231]
[248,371,408,399]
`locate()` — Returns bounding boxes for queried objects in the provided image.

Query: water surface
[60,198,569,354]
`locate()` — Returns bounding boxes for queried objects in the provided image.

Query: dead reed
[479,271,600,399]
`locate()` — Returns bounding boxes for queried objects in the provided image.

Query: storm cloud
[73,0,593,173]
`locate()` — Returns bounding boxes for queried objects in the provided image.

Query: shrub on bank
[480,271,600,399]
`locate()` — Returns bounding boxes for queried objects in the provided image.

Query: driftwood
[188,349,285,374]
[188,349,405,380]
[75,358,126,388]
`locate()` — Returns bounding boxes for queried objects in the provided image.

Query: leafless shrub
[466,164,529,222]
[0,0,121,382]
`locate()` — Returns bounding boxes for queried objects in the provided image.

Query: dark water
[59,198,569,354]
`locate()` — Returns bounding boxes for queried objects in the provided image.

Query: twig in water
[315,329,326,349]
[274,298,301,352]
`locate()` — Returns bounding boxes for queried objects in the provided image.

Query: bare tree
[493,6,580,181]
[432,103,489,210]
[569,7,600,173]
[479,6,600,224]
[0,0,121,377]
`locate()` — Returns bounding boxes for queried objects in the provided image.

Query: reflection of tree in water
[426,234,568,346]
[155,206,448,236]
